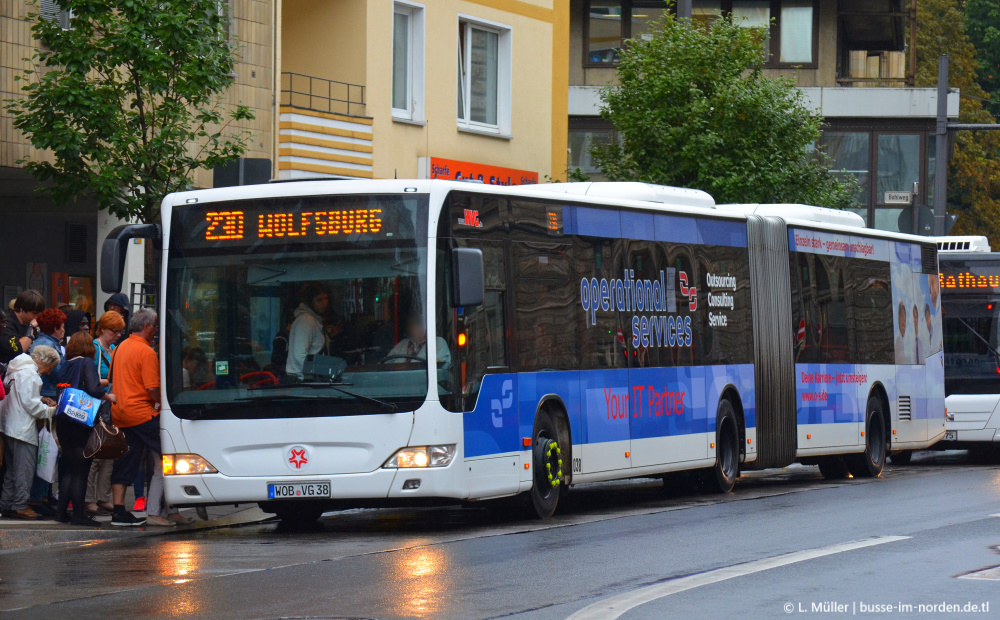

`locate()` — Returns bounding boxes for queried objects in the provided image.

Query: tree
[592,11,855,208]
[914,0,1000,242]
[5,0,255,223]
[964,0,1000,118]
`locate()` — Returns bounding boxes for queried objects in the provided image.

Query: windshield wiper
[956,317,1000,359]
[249,382,398,412]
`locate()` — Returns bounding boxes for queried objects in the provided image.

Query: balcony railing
[280,72,366,117]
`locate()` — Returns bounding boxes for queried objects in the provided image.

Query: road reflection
[384,545,452,618]
[155,540,204,616]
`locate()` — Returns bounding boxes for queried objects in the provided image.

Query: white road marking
[959,566,1000,581]
[567,535,911,620]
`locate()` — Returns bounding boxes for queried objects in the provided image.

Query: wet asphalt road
[1,451,999,619]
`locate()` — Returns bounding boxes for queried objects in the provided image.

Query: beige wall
[196,0,278,187]
[281,0,367,89]
[1,0,48,168]
[1,0,274,187]
[282,0,564,181]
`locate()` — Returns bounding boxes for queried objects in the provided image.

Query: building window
[457,17,511,133]
[585,1,669,65]
[39,0,72,29]
[587,1,817,68]
[568,118,615,179]
[393,2,424,121]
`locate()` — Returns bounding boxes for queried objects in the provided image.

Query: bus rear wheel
[707,400,739,493]
[848,397,886,478]
[527,409,564,519]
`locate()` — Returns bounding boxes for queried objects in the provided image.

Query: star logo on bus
[286,446,309,471]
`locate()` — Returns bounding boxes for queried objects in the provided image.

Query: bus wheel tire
[848,397,886,478]
[528,410,563,519]
[708,400,739,493]
[818,457,849,480]
[888,450,912,465]
[271,502,324,528]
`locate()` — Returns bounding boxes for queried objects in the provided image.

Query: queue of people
[0,290,191,527]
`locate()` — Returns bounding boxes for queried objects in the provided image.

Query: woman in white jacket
[0,346,59,520]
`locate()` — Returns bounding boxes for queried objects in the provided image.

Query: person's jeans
[29,476,50,504]
[1,437,37,512]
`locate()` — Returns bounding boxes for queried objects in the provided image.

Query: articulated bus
[101,180,945,524]
[936,236,1000,461]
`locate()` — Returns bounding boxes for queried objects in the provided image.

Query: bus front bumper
[163,463,469,507]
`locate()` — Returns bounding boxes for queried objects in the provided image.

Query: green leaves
[5,0,255,222]
[593,11,855,209]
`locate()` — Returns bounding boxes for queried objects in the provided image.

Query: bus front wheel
[848,397,886,478]
[707,400,739,493]
[528,409,564,519]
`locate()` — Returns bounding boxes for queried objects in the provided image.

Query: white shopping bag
[36,425,58,483]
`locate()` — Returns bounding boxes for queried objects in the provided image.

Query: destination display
[939,259,1000,293]
[172,195,423,251]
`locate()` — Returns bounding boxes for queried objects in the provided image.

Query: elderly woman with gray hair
[0,346,59,520]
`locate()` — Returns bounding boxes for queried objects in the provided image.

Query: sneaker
[167,513,196,525]
[111,510,146,527]
[133,497,146,512]
[144,515,176,527]
[57,512,72,524]
[70,515,103,528]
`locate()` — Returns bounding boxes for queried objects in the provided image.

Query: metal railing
[280,72,366,117]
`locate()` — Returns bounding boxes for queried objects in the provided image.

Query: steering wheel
[377,354,425,365]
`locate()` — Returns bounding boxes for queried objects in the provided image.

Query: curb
[0,506,272,554]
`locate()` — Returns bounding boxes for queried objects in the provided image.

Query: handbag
[84,347,129,460]
[84,417,128,459]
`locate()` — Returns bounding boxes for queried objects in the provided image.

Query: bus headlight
[383,445,456,468]
[163,454,218,475]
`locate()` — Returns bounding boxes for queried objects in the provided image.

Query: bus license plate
[945,431,957,441]
[267,482,331,499]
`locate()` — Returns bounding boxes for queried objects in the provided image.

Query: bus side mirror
[100,224,161,293]
[451,248,484,308]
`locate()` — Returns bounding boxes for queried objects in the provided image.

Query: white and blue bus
[935,236,1000,461]
[101,180,945,524]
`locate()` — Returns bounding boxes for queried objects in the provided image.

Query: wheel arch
[535,394,573,484]
[868,382,891,442]
[719,385,746,460]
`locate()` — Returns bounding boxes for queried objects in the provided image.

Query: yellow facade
[280,0,567,182]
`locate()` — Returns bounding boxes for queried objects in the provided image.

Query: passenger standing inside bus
[285,284,330,382]
[108,308,192,527]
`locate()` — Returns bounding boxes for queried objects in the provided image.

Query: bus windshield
[940,257,1000,396]
[164,193,431,419]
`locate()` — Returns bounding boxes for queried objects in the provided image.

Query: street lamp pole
[934,55,949,236]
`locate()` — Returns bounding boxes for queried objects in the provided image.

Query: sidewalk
[0,499,273,553]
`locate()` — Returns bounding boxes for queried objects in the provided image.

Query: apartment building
[567,0,960,234]
[0,0,567,310]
